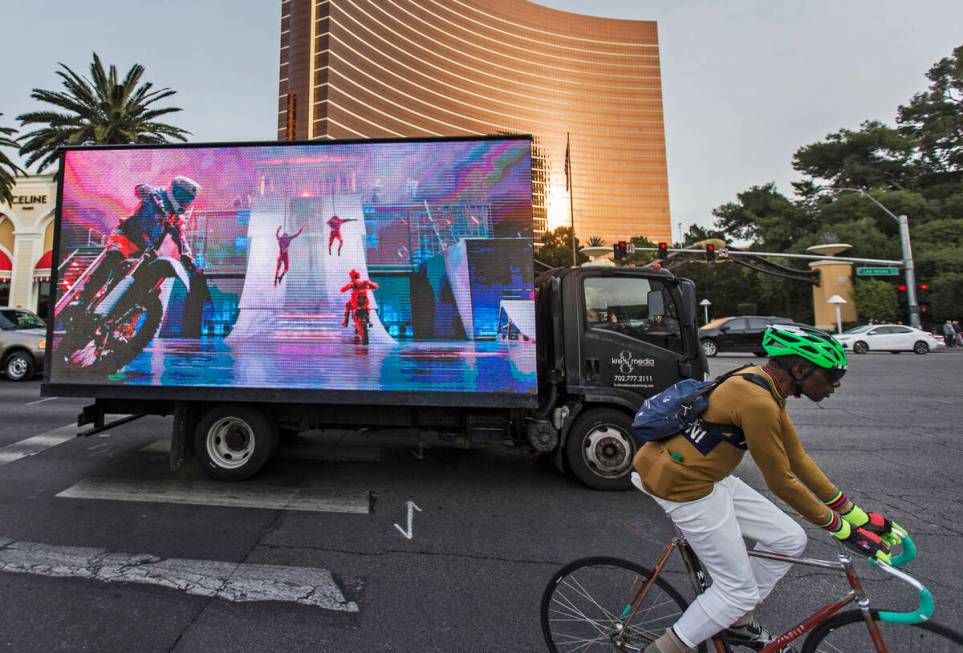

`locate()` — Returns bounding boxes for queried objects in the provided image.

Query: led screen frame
[42,135,537,409]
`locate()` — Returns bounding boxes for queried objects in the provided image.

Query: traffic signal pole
[898,214,921,329]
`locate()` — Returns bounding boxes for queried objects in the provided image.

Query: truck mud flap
[170,404,201,472]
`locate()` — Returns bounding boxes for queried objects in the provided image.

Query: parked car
[835,324,944,355]
[0,308,46,381]
[699,315,797,357]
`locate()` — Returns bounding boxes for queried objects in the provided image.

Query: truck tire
[565,408,636,491]
[194,405,277,481]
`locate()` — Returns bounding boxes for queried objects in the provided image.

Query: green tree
[897,45,963,178]
[683,224,725,247]
[792,120,917,191]
[0,113,24,205]
[711,183,810,251]
[930,272,963,322]
[852,280,899,323]
[536,226,587,268]
[17,53,189,172]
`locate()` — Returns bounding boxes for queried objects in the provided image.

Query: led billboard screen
[49,138,536,402]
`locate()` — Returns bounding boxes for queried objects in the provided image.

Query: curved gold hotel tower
[277,0,671,244]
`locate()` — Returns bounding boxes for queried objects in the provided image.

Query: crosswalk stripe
[0,536,358,611]
[0,423,76,466]
[141,437,383,462]
[57,477,372,514]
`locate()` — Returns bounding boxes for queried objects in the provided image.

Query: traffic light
[917,282,930,314]
[613,241,628,261]
[897,284,908,313]
[706,243,716,263]
[658,242,668,259]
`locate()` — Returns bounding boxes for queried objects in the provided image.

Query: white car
[835,324,945,355]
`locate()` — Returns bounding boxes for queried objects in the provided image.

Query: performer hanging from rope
[341,268,378,335]
[274,224,304,286]
[326,214,357,256]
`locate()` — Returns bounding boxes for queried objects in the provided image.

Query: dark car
[699,315,795,357]
[0,307,46,381]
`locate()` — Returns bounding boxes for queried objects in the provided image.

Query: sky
[1,0,961,241]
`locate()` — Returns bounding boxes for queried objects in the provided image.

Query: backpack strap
[736,372,782,404]
[682,369,768,455]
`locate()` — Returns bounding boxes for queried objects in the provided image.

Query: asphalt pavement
[0,350,961,652]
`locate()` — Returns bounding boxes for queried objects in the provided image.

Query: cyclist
[635,324,900,653]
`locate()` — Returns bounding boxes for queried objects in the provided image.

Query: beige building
[277,0,672,244]
[1,174,58,317]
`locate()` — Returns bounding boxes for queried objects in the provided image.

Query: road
[0,351,961,651]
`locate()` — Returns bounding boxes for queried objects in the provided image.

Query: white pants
[633,473,808,648]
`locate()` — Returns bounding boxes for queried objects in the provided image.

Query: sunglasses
[820,367,847,384]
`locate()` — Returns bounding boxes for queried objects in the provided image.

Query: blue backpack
[631,365,766,451]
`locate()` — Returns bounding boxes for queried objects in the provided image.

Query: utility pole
[834,188,920,328]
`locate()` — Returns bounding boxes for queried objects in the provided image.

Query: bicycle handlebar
[868,533,934,624]
[888,529,916,568]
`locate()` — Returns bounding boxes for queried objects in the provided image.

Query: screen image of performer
[341,269,378,337]
[326,214,357,256]
[274,224,304,286]
[77,176,200,306]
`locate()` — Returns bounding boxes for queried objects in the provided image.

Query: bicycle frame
[619,536,892,653]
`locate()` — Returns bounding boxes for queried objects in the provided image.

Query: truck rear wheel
[565,408,636,491]
[194,405,277,481]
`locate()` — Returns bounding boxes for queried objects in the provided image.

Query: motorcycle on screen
[55,247,202,377]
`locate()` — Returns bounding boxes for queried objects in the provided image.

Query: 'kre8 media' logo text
[612,350,656,375]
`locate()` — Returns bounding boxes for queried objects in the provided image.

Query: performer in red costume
[326,214,357,256]
[341,269,378,340]
[274,224,304,286]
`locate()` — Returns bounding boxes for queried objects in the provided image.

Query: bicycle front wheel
[802,609,963,652]
[540,556,699,653]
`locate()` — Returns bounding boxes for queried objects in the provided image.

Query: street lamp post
[835,188,920,329]
[828,294,847,334]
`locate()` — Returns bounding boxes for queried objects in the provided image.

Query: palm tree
[587,236,605,247]
[17,53,189,172]
[0,114,24,205]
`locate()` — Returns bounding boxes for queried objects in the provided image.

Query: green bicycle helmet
[763,324,848,372]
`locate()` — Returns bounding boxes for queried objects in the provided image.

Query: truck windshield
[583,277,684,353]
[0,310,46,330]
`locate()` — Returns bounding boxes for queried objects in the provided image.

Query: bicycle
[540,529,962,652]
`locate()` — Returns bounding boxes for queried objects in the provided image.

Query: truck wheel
[194,405,277,481]
[565,408,636,491]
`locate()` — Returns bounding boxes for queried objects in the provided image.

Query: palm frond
[16,52,190,171]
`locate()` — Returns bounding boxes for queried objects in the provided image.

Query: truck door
[579,275,689,400]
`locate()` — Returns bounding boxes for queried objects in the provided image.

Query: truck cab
[534,266,707,489]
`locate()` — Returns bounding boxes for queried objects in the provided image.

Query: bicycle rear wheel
[540,556,701,652]
[802,609,963,652]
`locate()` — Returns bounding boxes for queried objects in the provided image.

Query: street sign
[856,267,899,276]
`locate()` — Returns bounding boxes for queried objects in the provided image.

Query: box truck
[41,135,706,490]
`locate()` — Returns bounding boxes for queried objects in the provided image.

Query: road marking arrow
[393,500,422,540]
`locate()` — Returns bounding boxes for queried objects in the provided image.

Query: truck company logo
[613,350,655,374]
